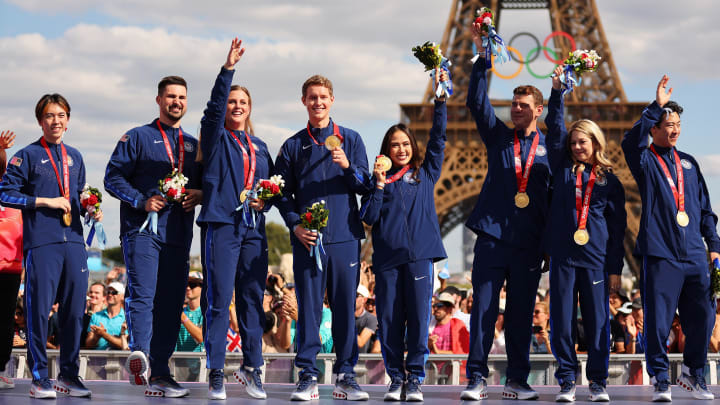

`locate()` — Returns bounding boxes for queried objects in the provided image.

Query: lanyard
[306,122,342,146]
[156,120,184,172]
[40,137,69,199]
[513,130,539,194]
[229,129,256,190]
[385,165,411,185]
[650,145,685,212]
[575,164,597,230]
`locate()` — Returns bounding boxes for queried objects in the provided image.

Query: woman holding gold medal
[360,69,447,402]
[543,66,626,402]
[0,94,101,398]
[196,38,274,400]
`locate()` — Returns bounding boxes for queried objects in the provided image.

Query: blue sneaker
[460,374,488,400]
[652,378,672,402]
[555,380,576,402]
[405,375,423,402]
[145,375,189,398]
[588,380,609,402]
[30,377,56,399]
[54,374,91,397]
[233,365,267,399]
[208,369,226,400]
[333,373,369,400]
[503,380,539,400]
[384,376,405,401]
[291,373,318,401]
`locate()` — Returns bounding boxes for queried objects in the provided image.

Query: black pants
[0,272,21,372]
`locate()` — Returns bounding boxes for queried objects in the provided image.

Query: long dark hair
[379,123,421,183]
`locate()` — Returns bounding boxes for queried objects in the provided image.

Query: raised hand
[470,21,487,55]
[656,75,673,107]
[0,130,16,149]
[552,65,564,90]
[224,37,246,70]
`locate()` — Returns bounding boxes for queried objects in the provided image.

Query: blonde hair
[567,119,613,176]
[196,85,254,163]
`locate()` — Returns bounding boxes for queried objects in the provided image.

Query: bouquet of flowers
[302,201,329,271]
[159,168,188,203]
[80,184,106,248]
[255,175,285,200]
[712,259,720,298]
[473,7,510,67]
[302,201,329,231]
[557,49,602,95]
[412,42,453,98]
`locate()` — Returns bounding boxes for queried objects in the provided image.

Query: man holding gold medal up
[622,75,719,402]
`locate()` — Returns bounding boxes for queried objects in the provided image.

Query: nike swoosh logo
[154,140,164,144]
[415,276,427,281]
[350,262,358,267]
[41,159,49,164]
[303,144,312,150]
[593,280,603,285]
[81,268,88,273]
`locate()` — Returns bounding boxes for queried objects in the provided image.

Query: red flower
[165,177,172,183]
[87,195,98,206]
[167,188,177,198]
[261,180,272,189]
[270,183,280,194]
[581,53,588,59]
[304,212,313,223]
[180,187,186,194]
[82,200,89,208]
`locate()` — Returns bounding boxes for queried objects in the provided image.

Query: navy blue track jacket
[360,100,447,271]
[197,67,273,224]
[0,139,86,249]
[622,101,720,259]
[544,88,626,274]
[104,120,200,248]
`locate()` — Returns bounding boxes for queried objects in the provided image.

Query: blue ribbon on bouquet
[478,27,510,68]
[139,211,158,234]
[235,190,258,228]
[430,60,453,99]
[84,214,107,249]
[309,230,326,272]
[555,64,582,96]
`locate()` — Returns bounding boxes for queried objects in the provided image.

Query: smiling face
[302,85,334,127]
[570,130,595,164]
[388,130,412,167]
[510,94,543,130]
[156,84,187,125]
[650,112,681,148]
[225,88,251,131]
[39,103,69,143]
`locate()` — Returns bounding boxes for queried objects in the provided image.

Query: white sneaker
[332,373,369,400]
[291,374,319,401]
[0,375,14,389]
[652,379,672,402]
[503,380,539,400]
[677,371,714,400]
[555,380,576,402]
[384,376,405,401]
[588,381,609,402]
[460,374,488,400]
[233,366,267,399]
[208,368,226,400]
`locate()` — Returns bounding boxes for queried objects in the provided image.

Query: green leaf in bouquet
[412,41,442,71]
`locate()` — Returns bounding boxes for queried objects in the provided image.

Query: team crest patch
[596,175,607,186]
[119,134,129,142]
[184,142,194,153]
[9,157,22,167]
[67,156,74,167]
[681,159,692,170]
[535,145,547,156]
[403,170,417,184]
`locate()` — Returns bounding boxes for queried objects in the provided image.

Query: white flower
[320,200,325,205]
[87,205,96,214]
[483,17,492,25]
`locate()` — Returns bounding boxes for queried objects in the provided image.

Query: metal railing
[9,349,719,386]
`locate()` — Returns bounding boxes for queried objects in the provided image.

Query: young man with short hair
[622,75,719,401]
[274,75,372,401]
[85,282,126,350]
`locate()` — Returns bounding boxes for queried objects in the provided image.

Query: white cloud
[697,155,720,177]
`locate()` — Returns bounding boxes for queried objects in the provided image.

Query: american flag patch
[9,157,22,166]
[119,134,129,142]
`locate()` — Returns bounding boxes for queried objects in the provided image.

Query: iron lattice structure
[391,0,645,276]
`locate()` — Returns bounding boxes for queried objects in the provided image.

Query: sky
[1,0,719,274]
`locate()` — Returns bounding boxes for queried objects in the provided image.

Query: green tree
[102,246,124,264]
[266,221,291,266]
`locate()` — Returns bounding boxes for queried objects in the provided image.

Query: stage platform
[0,380,718,404]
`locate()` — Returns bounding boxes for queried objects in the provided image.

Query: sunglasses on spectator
[188,282,202,289]
[534,309,544,315]
[433,303,449,309]
[107,290,119,296]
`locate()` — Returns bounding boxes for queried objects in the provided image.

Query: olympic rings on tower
[490,31,575,80]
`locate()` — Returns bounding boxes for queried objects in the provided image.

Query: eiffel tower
[395,0,646,277]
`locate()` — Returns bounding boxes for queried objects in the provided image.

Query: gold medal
[239,190,249,203]
[676,211,689,227]
[325,135,341,150]
[573,229,590,246]
[514,192,529,208]
[63,212,72,227]
[376,155,392,172]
